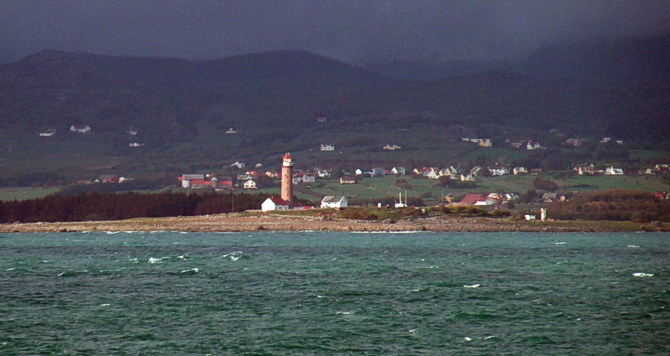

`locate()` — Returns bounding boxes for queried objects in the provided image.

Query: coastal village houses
[320,196,348,209]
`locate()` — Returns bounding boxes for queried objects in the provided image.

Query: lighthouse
[281,153,294,206]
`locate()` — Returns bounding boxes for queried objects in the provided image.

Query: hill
[0,46,668,184]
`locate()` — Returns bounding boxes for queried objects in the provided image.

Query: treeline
[0,191,273,223]
[548,189,670,222]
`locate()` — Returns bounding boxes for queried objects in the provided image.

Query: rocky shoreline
[0,213,667,233]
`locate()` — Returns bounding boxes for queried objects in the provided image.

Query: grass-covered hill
[0,40,668,183]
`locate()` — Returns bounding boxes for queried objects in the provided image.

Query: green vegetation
[548,189,670,222]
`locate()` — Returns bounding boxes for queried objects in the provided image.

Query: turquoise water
[1,231,668,355]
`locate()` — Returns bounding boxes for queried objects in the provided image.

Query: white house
[320,196,348,209]
[70,125,91,133]
[513,167,528,175]
[320,144,335,151]
[225,128,238,134]
[355,168,364,176]
[39,128,56,137]
[605,166,624,176]
[526,141,543,150]
[487,166,510,176]
[243,180,257,189]
[315,168,331,178]
[383,144,402,151]
[261,196,289,212]
[302,174,316,183]
[391,167,406,175]
[230,161,246,169]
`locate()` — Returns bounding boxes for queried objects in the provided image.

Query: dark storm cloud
[1,0,669,63]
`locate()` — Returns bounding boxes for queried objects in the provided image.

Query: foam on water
[464,284,481,289]
[632,272,653,278]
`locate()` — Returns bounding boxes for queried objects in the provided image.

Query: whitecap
[180,268,199,273]
[408,329,416,333]
[336,311,354,315]
[129,258,138,263]
[464,337,473,342]
[106,231,120,235]
[222,251,244,261]
[124,231,135,234]
[148,257,163,264]
[6,268,15,271]
[555,242,567,245]
[100,303,111,307]
[464,284,480,289]
[633,272,653,278]
[177,255,187,260]
[316,295,326,299]
[627,245,640,248]
[410,288,421,292]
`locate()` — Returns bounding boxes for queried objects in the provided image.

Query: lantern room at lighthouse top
[283,153,293,167]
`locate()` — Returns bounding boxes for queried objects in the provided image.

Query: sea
[1,231,668,355]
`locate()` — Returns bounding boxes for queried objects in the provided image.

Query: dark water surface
[1,231,668,355]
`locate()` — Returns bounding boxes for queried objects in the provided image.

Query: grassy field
[0,187,61,201]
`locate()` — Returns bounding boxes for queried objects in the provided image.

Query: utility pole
[231,189,235,213]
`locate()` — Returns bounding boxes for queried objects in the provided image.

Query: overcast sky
[1,0,669,64]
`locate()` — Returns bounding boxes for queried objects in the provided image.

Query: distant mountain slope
[525,33,670,84]
[0,47,667,152]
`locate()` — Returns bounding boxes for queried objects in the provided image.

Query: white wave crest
[633,272,653,278]
[222,251,244,261]
[464,284,480,288]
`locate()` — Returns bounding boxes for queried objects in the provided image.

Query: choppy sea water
[0,231,668,355]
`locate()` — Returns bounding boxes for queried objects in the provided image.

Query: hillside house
[391,167,406,175]
[315,168,331,178]
[487,165,510,176]
[526,141,543,150]
[315,117,328,123]
[460,173,476,182]
[355,169,364,176]
[320,196,348,209]
[179,174,206,189]
[129,142,144,147]
[302,174,316,183]
[383,144,402,151]
[565,138,584,147]
[340,176,356,184]
[225,128,238,134]
[457,193,489,206]
[478,138,492,147]
[371,167,385,177]
[513,167,528,175]
[605,166,624,176]
[320,144,335,151]
[39,128,56,137]
[265,171,279,178]
[128,127,138,136]
[70,125,91,134]
[574,164,595,175]
[95,175,119,183]
[509,141,524,149]
[230,161,246,169]
[243,180,257,189]
[261,196,290,212]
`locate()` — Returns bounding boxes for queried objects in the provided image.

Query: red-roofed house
[457,193,488,206]
[261,196,290,212]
